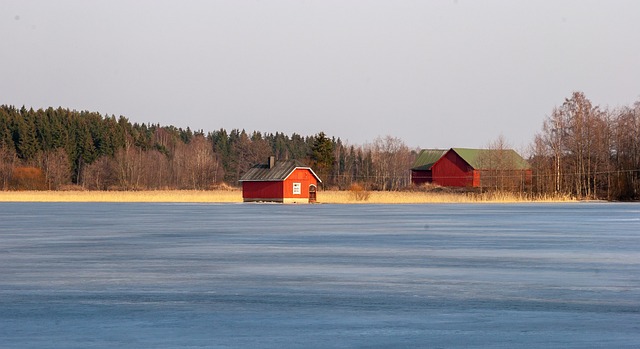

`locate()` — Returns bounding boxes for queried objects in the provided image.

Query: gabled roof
[450,148,530,170]
[239,159,322,182]
[411,149,448,171]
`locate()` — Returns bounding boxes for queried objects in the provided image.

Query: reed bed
[0,189,575,203]
[0,190,242,203]
[319,190,575,204]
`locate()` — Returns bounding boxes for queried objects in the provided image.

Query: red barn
[239,157,322,203]
[413,148,532,189]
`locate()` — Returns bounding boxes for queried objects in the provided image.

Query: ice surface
[1,202,639,348]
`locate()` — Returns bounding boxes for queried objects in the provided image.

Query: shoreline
[0,190,577,204]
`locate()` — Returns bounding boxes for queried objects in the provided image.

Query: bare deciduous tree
[611,102,640,199]
[82,156,118,190]
[115,136,144,190]
[38,148,71,190]
[0,146,17,190]
[479,135,513,191]
[370,136,413,190]
[533,92,612,199]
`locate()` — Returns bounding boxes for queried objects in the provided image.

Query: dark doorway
[309,184,317,203]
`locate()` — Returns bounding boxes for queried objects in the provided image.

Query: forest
[0,104,413,192]
[1,91,639,200]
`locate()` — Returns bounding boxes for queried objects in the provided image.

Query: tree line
[530,92,640,200]
[0,105,413,191]
[1,91,639,200]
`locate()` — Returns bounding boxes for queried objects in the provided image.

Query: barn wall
[242,181,284,201]
[472,169,481,187]
[283,169,318,201]
[432,151,475,187]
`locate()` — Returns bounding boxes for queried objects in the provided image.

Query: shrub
[9,167,47,190]
[349,183,370,201]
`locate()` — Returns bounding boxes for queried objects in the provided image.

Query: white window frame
[292,182,301,195]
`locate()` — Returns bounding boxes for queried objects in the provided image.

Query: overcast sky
[2,0,640,150]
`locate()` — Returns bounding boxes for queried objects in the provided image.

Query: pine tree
[310,132,334,184]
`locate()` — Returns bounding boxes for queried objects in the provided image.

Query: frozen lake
[1,202,639,348]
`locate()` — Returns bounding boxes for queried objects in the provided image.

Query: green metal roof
[451,148,530,170]
[239,159,322,182]
[411,149,448,170]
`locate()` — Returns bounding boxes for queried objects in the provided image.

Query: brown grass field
[0,189,575,204]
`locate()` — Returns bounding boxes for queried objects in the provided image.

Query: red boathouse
[239,157,322,203]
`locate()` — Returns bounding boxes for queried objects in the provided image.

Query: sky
[2,0,640,151]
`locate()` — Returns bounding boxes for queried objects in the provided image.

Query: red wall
[432,151,475,187]
[283,169,318,199]
[242,181,283,200]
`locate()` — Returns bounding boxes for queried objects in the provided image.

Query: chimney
[268,156,275,169]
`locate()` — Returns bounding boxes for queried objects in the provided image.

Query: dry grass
[0,189,575,204]
[0,190,242,203]
[319,190,576,204]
